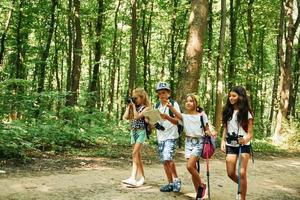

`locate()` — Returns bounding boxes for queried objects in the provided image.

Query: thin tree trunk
[205,0,213,116]
[128,0,137,95]
[66,0,73,92]
[108,0,120,115]
[259,29,265,133]
[141,0,153,91]
[176,0,208,104]
[0,0,15,67]
[288,32,300,117]
[215,0,226,133]
[228,0,241,89]
[146,1,154,97]
[37,0,57,93]
[66,0,82,106]
[170,0,179,92]
[87,0,104,109]
[245,0,254,108]
[11,0,26,120]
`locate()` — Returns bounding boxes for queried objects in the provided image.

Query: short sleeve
[201,112,209,125]
[248,112,253,120]
[173,101,181,114]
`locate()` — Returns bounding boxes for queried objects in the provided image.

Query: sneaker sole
[122,182,138,188]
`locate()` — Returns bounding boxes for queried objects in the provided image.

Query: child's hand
[144,117,150,123]
[160,113,168,120]
[238,137,246,145]
[221,140,226,153]
[166,101,172,108]
[204,130,211,136]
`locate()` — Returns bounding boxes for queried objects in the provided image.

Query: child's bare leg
[163,161,173,183]
[169,160,178,179]
[240,154,250,200]
[131,143,143,179]
[137,149,145,178]
[226,154,238,183]
[187,156,202,191]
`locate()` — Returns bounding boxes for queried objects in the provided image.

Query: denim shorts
[158,139,177,163]
[185,137,204,159]
[131,129,146,144]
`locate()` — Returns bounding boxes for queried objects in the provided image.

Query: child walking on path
[122,88,151,187]
[154,82,182,193]
[164,94,211,200]
[220,86,254,200]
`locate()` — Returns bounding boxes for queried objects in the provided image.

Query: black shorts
[226,145,251,155]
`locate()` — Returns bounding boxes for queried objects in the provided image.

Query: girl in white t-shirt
[221,86,254,200]
[164,94,211,199]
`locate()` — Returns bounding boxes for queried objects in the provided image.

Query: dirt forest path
[0,154,299,200]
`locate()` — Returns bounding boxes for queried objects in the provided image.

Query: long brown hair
[128,88,151,120]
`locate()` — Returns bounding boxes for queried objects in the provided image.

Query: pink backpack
[200,113,216,159]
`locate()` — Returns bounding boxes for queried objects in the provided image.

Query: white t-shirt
[156,101,181,142]
[226,110,253,147]
[182,112,208,137]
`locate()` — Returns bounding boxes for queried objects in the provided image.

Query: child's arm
[239,119,254,145]
[165,101,183,120]
[160,113,179,125]
[122,104,132,120]
[221,125,227,153]
[132,104,151,120]
[204,124,212,136]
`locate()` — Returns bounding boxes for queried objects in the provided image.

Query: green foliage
[0,108,128,158]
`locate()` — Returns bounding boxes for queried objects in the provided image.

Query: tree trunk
[141,0,153,92]
[66,0,73,92]
[108,0,120,115]
[37,0,57,93]
[274,0,299,141]
[170,0,179,92]
[288,32,300,117]
[215,0,226,133]
[66,0,82,106]
[176,0,208,104]
[205,0,213,116]
[87,0,104,109]
[259,29,265,132]
[11,0,26,120]
[228,0,241,89]
[128,0,137,95]
[0,0,15,67]
[245,0,254,108]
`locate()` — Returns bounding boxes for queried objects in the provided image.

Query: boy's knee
[164,160,171,166]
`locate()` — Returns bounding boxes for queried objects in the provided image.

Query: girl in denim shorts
[122,88,151,187]
[167,94,212,199]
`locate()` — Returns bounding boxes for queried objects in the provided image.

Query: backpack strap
[138,105,146,113]
[168,99,175,117]
[155,102,160,109]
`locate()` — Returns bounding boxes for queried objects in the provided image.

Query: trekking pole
[205,138,211,200]
[236,136,243,200]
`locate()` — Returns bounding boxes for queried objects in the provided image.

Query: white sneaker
[122,177,137,186]
[236,193,241,200]
[136,177,145,187]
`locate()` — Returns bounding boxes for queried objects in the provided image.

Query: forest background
[0,0,299,159]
